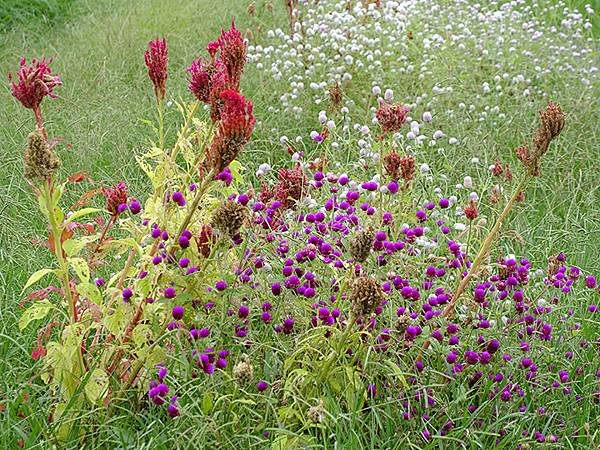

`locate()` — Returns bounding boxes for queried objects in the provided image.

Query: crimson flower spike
[9,57,62,135]
[144,37,168,102]
[217,21,247,90]
[204,89,255,173]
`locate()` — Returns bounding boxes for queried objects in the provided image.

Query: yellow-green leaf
[84,369,109,404]
[76,281,102,305]
[69,257,90,281]
[64,208,103,225]
[63,235,100,257]
[19,299,54,330]
[21,268,55,294]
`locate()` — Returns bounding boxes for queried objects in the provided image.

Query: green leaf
[64,208,103,225]
[103,307,126,335]
[63,235,100,257]
[19,299,54,330]
[21,268,55,295]
[202,392,213,415]
[68,257,90,281]
[75,282,102,305]
[101,237,142,255]
[84,369,109,404]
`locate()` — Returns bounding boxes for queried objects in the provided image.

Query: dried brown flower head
[212,200,248,240]
[307,400,326,424]
[233,357,253,385]
[349,227,375,262]
[350,276,385,317]
[329,82,343,110]
[24,128,60,182]
[517,102,565,176]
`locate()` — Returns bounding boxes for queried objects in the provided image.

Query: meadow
[1,0,599,448]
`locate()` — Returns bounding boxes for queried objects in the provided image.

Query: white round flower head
[256,169,265,177]
[384,89,394,101]
[327,120,336,130]
[449,195,457,205]
[279,135,288,145]
[471,157,480,164]
[422,111,433,122]
[341,107,349,114]
[292,153,301,162]
[420,163,430,174]
[372,85,381,95]
[463,176,473,189]
[360,125,370,135]
[310,130,319,139]
[433,130,444,140]
[449,137,458,145]
[469,192,479,201]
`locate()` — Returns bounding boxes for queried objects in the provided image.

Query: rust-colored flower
[205,90,255,173]
[464,200,478,221]
[144,38,168,102]
[195,224,215,258]
[274,164,307,208]
[375,100,409,134]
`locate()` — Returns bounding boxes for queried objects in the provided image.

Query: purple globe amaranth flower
[215,280,228,291]
[148,383,169,405]
[144,37,168,101]
[172,305,184,320]
[129,199,141,214]
[257,380,268,392]
[164,287,176,299]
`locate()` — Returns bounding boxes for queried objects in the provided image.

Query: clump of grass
[0,0,75,32]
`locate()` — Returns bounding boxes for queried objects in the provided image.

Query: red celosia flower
[205,89,255,173]
[217,21,247,89]
[195,224,215,258]
[9,57,61,130]
[144,37,168,101]
[275,164,307,208]
[375,100,409,134]
[102,181,128,217]
[187,57,228,105]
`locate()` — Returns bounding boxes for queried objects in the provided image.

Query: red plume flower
[187,57,228,105]
[102,181,129,217]
[9,57,61,130]
[218,22,247,89]
[375,100,409,134]
[205,89,255,173]
[207,40,220,59]
[144,38,168,102]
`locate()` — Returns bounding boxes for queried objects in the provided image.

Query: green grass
[0,0,598,447]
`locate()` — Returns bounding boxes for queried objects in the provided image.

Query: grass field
[1,0,598,447]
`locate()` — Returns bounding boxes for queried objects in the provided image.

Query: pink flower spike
[144,37,168,102]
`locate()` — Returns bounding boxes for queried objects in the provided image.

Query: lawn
[1,0,599,448]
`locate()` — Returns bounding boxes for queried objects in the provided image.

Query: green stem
[157,98,165,150]
[444,175,530,318]
[43,182,77,324]
[171,167,216,248]
[318,314,357,383]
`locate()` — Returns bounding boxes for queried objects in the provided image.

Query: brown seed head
[349,227,375,262]
[212,200,248,240]
[350,276,385,318]
[23,128,60,182]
